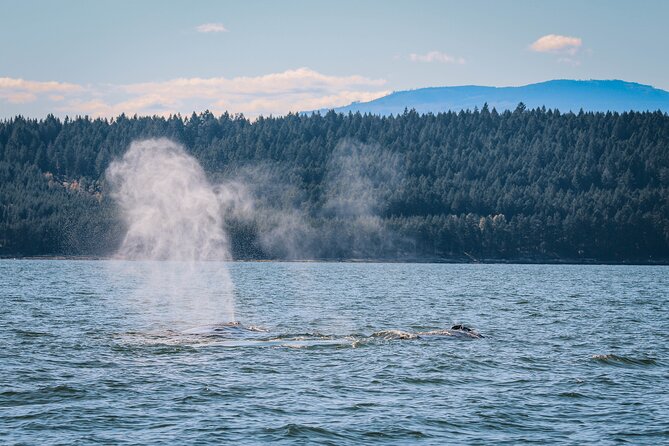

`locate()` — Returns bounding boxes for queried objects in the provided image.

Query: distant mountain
[315,80,669,115]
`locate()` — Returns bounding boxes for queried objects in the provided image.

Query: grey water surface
[1,260,667,445]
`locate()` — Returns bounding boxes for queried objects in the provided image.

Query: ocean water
[1,260,667,445]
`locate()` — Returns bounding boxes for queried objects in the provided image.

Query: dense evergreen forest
[1,105,668,262]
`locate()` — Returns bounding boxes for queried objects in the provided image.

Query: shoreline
[1,255,667,266]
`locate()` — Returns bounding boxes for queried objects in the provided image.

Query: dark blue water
[1,260,668,445]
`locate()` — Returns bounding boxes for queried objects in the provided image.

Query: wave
[591,354,658,366]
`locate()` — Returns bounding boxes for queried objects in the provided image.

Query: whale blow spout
[106,138,237,325]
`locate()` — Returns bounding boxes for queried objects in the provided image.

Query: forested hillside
[1,105,668,262]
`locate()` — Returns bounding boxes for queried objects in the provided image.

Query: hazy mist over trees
[1,105,668,262]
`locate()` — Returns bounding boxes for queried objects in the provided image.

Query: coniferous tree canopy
[1,107,668,262]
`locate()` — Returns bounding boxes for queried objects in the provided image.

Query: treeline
[1,105,668,262]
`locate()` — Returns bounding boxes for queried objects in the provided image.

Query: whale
[415,325,484,339]
[180,322,483,345]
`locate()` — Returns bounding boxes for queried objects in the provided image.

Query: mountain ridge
[312,79,669,115]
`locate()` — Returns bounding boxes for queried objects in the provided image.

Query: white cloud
[122,68,385,97]
[0,77,83,104]
[409,51,465,64]
[0,68,384,118]
[0,77,82,93]
[214,90,389,117]
[5,92,37,104]
[0,69,388,118]
[196,23,228,33]
[530,34,582,55]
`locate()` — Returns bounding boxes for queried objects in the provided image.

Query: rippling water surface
[1,260,668,444]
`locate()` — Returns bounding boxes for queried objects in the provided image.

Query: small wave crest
[263,423,351,441]
[182,322,267,337]
[591,354,658,366]
[371,330,419,340]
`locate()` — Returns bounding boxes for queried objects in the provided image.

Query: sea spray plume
[323,140,397,218]
[106,138,230,261]
[251,172,319,259]
[219,140,409,259]
[219,163,320,259]
[106,138,235,324]
[322,139,406,258]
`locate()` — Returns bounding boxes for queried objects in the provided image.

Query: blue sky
[1,0,667,118]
